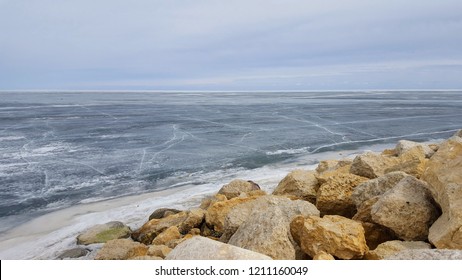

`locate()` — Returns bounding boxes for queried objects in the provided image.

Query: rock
[133,209,205,244]
[77,221,131,245]
[205,196,256,234]
[165,236,272,260]
[149,208,181,220]
[188,228,201,235]
[129,256,163,260]
[395,140,435,158]
[95,239,148,260]
[165,233,194,249]
[422,135,462,249]
[199,194,227,210]
[293,215,368,259]
[313,251,335,260]
[352,197,380,223]
[386,249,462,260]
[316,159,352,174]
[218,179,260,199]
[178,208,205,234]
[272,170,319,203]
[316,173,368,217]
[371,176,440,241]
[360,222,397,250]
[227,196,319,259]
[151,226,181,245]
[147,245,172,258]
[352,171,409,208]
[365,240,432,260]
[57,248,89,259]
[386,146,428,178]
[350,152,399,179]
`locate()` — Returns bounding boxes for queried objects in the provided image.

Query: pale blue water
[0,91,461,234]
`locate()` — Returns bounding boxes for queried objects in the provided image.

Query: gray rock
[386,249,462,260]
[165,236,272,260]
[57,248,89,259]
[149,208,181,221]
[77,221,131,245]
[395,140,435,158]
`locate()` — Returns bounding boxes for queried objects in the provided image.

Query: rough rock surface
[352,171,409,208]
[316,159,352,174]
[132,212,188,244]
[77,221,131,245]
[205,197,256,234]
[386,249,462,260]
[360,222,397,250]
[272,170,319,203]
[178,208,205,234]
[149,208,181,221]
[395,140,435,158]
[422,134,462,249]
[227,196,320,259]
[218,179,260,199]
[165,236,272,260]
[293,215,368,259]
[221,195,320,243]
[316,173,368,217]
[371,176,440,240]
[151,226,181,245]
[147,245,172,258]
[57,248,89,259]
[313,251,335,260]
[95,239,148,260]
[386,146,428,178]
[365,240,431,260]
[350,152,400,179]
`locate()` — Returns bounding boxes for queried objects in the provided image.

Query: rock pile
[64,131,462,260]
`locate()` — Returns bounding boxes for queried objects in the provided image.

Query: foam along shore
[55,130,462,260]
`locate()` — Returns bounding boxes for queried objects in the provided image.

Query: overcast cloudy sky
[1,0,462,90]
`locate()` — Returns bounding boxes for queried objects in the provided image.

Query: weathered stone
[365,240,432,260]
[151,226,181,245]
[57,248,89,259]
[350,152,400,179]
[147,245,172,258]
[165,236,272,260]
[218,179,260,199]
[353,197,380,223]
[360,222,397,250]
[386,249,462,260]
[188,228,201,235]
[316,173,368,218]
[292,215,368,259]
[205,196,256,234]
[199,194,227,210]
[316,159,352,174]
[386,146,428,178]
[132,211,188,244]
[77,221,131,245]
[148,208,181,220]
[395,140,435,158]
[352,171,409,208]
[178,208,205,234]
[95,239,148,260]
[371,176,440,241]
[313,251,335,260]
[227,196,319,260]
[222,195,318,242]
[272,170,319,203]
[165,234,194,249]
[422,135,462,249]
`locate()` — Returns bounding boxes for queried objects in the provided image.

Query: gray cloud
[1,0,461,89]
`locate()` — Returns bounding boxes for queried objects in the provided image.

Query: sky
[1,0,462,90]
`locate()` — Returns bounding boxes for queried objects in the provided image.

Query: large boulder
[151,226,181,246]
[292,215,368,259]
[148,208,181,220]
[316,173,368,217]
[395,140,435,158]
[386,249,462,260]
[423,134,462,249]
[165,236,272,260]
[227,196,320,260]
[352,171,409,208]
[350,152,400,179]
[365,240,432,260]
[205,197,256,234]
[95,239,148,260]
[77,221,131,245]
[316,159,352,174]
[218,179,261,199]
[386,146,428,178]
[272,170,319,203]
[132,209,204,244]
[371,176,440,241]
